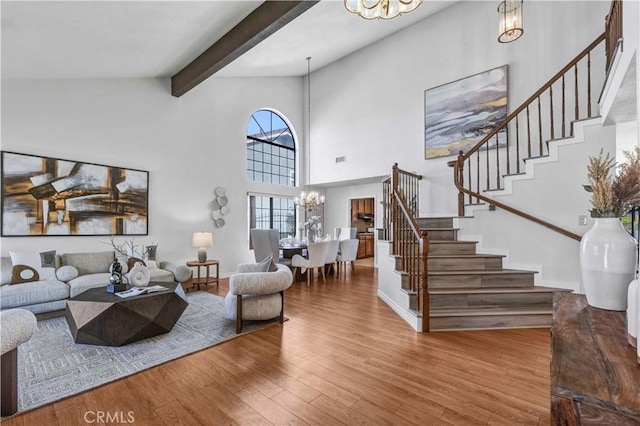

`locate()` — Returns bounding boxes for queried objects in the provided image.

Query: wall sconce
[498,0,524,43]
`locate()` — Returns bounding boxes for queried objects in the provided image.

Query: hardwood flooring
[5,267,551,425]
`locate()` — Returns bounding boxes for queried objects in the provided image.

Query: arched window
[246,110,295,186]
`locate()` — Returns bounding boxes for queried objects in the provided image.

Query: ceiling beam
[171,0,320,97]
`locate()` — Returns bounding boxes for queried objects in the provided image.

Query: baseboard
[376,290,420,331]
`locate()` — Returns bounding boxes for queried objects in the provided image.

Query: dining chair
[250,228,290,266]
[291,241,330,287]
[337,239,359,278]
[324,239,340,280]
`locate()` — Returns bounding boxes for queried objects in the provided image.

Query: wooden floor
[4,267,551,425]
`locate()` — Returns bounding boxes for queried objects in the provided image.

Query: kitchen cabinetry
[351,198,375,221]
[357,233,374,259]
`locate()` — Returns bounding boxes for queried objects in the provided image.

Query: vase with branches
[580,146,640,311]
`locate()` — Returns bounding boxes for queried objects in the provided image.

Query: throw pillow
[56,265,79,282]
[10,264,39,284]
[145,245,158,261]
[127,257,146,270]
[10,250,56,281]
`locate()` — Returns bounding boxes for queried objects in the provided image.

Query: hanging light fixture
[344,0,422,20]
[497,0,524,43]
[294,57,325,213]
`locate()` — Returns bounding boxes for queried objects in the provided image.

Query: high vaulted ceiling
[1,0,454,81]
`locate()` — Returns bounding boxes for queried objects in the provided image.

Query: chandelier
[344,0,422,20]
[295,57,325,212]
[497,0,524,43]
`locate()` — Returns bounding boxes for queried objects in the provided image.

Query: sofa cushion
[10,250,57,281]
[10,265,40,284]
[148,268,174,282]
[1,257,12,286]
[61,251,114,276]
[66,273,111,298]
[0,280,70,310]
[56,265,79,282]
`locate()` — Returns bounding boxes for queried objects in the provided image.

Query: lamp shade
[497,0,524,43]
[192,232,213,248]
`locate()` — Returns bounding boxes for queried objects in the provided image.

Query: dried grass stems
[585,147,640,217]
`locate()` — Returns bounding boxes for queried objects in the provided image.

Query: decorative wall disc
[215,187,226,197]
[221,206,230,215]
[215,218,225,228]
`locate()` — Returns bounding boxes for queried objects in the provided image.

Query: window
[249,195,296,240]
[246,110,295,186]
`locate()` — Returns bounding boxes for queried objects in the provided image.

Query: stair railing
[605,0,623,73]
[387,163,429,331]
[449,32,606,241]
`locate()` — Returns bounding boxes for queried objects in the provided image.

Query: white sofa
[0,251,191,314]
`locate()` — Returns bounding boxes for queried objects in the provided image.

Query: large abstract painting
[425,65,508,159]
[1,151,148,236]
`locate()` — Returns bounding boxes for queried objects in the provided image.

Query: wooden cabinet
[351,198,375,222]
[357,233,374,259]
[551,293,640,425]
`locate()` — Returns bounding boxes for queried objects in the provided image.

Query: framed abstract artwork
[1,151,149,236]
[425,65,508,159]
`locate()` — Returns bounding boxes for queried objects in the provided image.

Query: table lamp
[192,232,213,263]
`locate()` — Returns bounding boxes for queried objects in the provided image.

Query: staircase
[413,216,569,331]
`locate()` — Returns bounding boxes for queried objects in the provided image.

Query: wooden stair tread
[428,268,537,276]
[430,306,551,317]
[428,254,505,259]
[430,240,478,245]
[429,286,571,294]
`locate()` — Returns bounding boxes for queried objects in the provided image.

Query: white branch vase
[580,218,638,311]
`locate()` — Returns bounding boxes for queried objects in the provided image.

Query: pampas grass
[586,147,640,217]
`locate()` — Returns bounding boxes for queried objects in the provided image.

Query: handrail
[605,0,623,71]
[392,189,430,331]
[462,33,605,162]
[451,156,581,241]
[449,31,606,241]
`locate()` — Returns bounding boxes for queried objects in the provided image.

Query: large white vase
[580,218,638,311]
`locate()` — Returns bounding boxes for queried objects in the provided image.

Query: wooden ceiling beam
[171,0,319,97]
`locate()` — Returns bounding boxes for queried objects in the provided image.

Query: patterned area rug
[18,291,271,412]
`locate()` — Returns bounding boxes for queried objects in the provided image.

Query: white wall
[311,0,609,215]
[1,76,304,276]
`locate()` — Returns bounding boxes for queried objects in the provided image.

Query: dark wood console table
[551,293,640,425]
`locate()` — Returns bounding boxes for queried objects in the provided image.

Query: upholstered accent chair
[224,263,293,333]
[1,308,37,416]
[291,241,330,287]
[337,239,360,278]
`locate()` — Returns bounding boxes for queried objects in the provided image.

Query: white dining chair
[324,239,340,280]
[291,241,330,287]
[337,239,359,278]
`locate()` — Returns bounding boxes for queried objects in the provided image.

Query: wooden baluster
[476,152,480,202]
[574,64,579,120]
[506,124,511,175]
[516,115,521,173]
[550,85,555,140]
[495,133,500,189]
[562,75,566,138]
[587,51,592,117]
[526,106,532,158]
[486,139,490,190]
[538,96,543,156]
[467,157,472,204]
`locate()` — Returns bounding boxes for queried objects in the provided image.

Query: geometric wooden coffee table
[64,282,188,346]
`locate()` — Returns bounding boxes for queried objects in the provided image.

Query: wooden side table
[186,260,219,292]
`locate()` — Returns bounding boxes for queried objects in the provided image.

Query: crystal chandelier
[295,57,325,212]
[497,0,524,43]
[344,0,422,20]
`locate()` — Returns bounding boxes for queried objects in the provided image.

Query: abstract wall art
[425,65,508,159]
[1,151,148,236]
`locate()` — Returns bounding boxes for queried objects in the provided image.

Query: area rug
[17,291,273,412]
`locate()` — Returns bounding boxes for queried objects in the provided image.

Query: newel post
[420,229,430,332]
[391,163,399,254]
